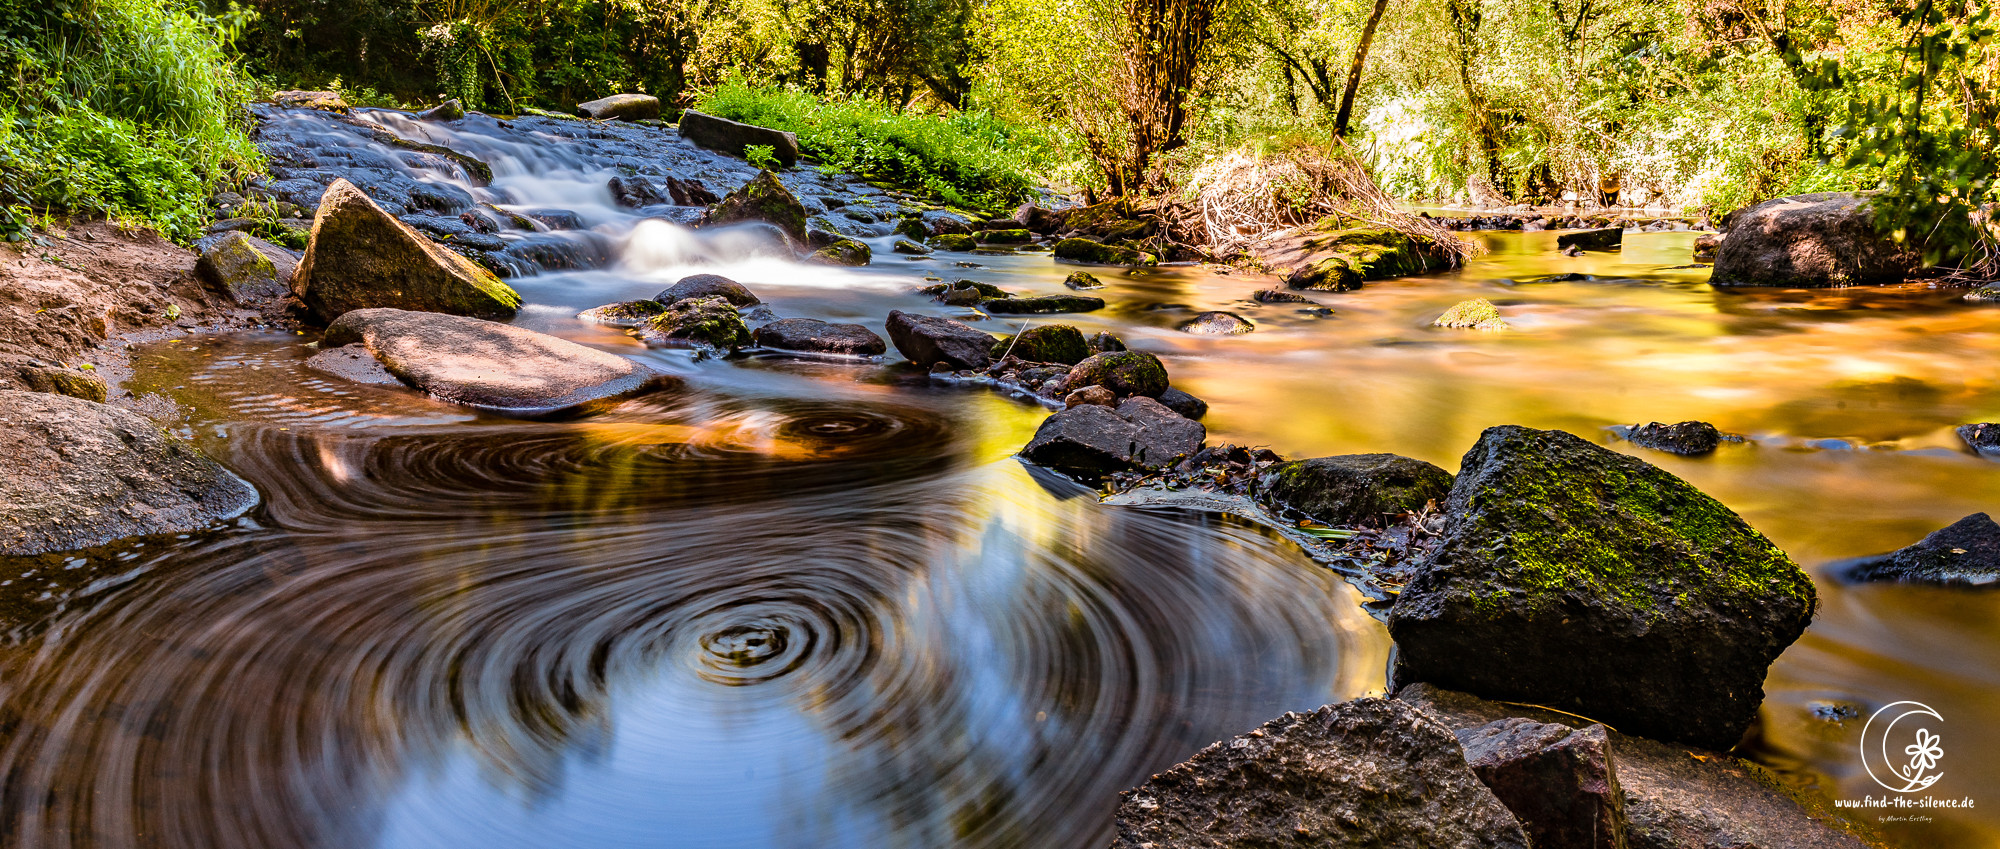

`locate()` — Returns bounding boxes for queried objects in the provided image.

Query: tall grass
[0,0,261,243]
[694,82,1067,211]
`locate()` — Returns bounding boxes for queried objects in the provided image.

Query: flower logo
[1862,701,1944,793]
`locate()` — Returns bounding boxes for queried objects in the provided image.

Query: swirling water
[4,112,2000,847]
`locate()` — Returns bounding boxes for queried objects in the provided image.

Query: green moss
[808,238,872,266]
[892,239,932,255]
[894,217,930,240]
[1063,350,1169,398]
[990,324,1090,364]
[707,170,808,243]
[1053,237,1154,266]
[578,299,669,327]
[1433,299,1507,329]
[929,233,978,251]
[975,228,1032,243]
[632,295,751,351]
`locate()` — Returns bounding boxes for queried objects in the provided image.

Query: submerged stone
[1621,420,1725,455]
[1556,227,1623,252]
[1387,426,1817,750]
[1434,298,1508,329]
[1064,271,1104,290]
[980,295,1105,315]
[1259,453,1454,528]
[1177,311,1254,335]
[1838,513,2000,587]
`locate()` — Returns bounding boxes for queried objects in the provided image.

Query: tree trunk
[1332,0,1391,136]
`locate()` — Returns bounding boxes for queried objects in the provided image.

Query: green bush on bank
[693,82,1063,211]
[0,0,261,243]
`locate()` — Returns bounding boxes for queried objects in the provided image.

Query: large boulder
[195,231,296,304]
[1278,227,1445,291]
[1458,718,1625,849]
[1710,193,1920,287]
[752,318,886,357]
[316,308,667,415]
[703,170,809,246]
[1055,350,1169,399]
[885,310,996,370]
[1387,426,1817,750]
[1111,698,1530,849]
[1259,453,1454,527]
[576,93,660,121]
[1020,396,1204,476]
[0,390,257,556]
[990,324,1089,365]
[1838,513,2000,586]
[678,109,801,167]
[655,273,760,307]
[293,179,522,323]
[1402,684,1872,849]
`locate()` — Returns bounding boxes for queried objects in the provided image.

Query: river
[0,111,1994,847]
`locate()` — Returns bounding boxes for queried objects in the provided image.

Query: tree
[1331,0,1390,135]
[1077,0,1230,194]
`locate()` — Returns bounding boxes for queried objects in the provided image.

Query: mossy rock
[14,364,109,402]
[1061,350,1169,398]
[1054,237,1153,266]
[990,324,1090,365]
[294,179,521,323]
[1386,425,1817,750]
[809,238,872,266]
[1433,299,1507,330]
[976,228,1033,243]
[1287,228,1449,290]
[1064,272,1105,290]
[631,296,752,352]
[578,299,670,328]
[930,233,978,251]
[895,217,931,239]
[703,170,808,245]
[920,280,1010,303]
[1259,454,1453,528]
[893,239,933,255]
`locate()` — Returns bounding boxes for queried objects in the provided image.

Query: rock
[929,233,977,251]
[892,239,932,255]
[1956,422,2000,455]
[1458,718,1625,849]
[980,295,1105,315]
[885,310,997,370]
[1111,698,1531,849]
[319,308,666,414]
[921,280,1011,303]
[893,217,930,240]
[607,175,668,207]
[1434,298,1508,329]
[704,170,809,246]
[975,228,1033,243]
[273,90,348,112]
[1156,387,1207,421]
[1253,288,1313,303]
[1962,285,2000,303]
[417,99,465,121]
[1387,426,1818,750]
[1177,311,1254,335]
[1400,684,1872,849]
[1710,193,1920,287]
[0,391,258,556]
[1012,203,1061,232]
[11,364,108,402]
[1064,385,1116,408]
[1058,350,1169,399]
[1622,420,1724,455]
[1517,272,1590,283]
[195,231,295,304]
[1053,237,1152,265]
[990,324,1090,365]
[1088,331,1127,354]
[578,300,669,328]
[1278,227,1444,291]
[1063,271,1104,290]
[752,318,887,357]
[1558,227,1624,252]
[576,93,661,121]
[1838,513,2000,586]
[292,178,522,323]
[1561,244,1584,257]
[1693,232,1722,261]
[808,238,871,266]
[1021,397,1205,476]
[654,273,760,307]
[677,109,801,167]
[631,296,752,353]
[1259,454,1454,527]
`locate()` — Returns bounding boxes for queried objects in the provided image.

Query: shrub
[694,81,1066,211]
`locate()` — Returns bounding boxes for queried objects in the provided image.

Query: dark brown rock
[1622,420,1725,455]
[1837,512,2000,586]
[885,310,996,370]
[1259,453,1453,527]
[1558,227,1624,252]
[752,318,887,357]
[1459,718,1626,849]
[678,109,800,167]
[1711,193,1920,287]
[0,390,257,555]
[704,170,809,246]
[1112,698,1530,849]
[293,179,521,322]
[655,273,760,307]
[1021,397,1204,476]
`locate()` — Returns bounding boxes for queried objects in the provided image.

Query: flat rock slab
[1112,698,1530,849]
[752,318,886,357]
[1400,684,1873,849]
[577,93,660,121]
[1021,396,1204,476]
[322,308,670,416]
[0,390,258,556]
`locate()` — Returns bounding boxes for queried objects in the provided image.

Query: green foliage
[1834,1,1998,275]
[0,0,261,242]
[695,82,1064,209]
[744,143,780,170]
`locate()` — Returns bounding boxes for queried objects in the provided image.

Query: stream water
[3,112,1998,848]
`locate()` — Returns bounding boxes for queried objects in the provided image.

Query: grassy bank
[0,0,260,244]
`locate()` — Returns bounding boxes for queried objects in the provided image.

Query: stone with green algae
[1386,425,1817,750]
[1433,298,1508,330]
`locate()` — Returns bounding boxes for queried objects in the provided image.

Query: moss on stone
[578,299,669,328]
[975,228,1033,243]
[990,324,1090,364]
[929,233,978,251]
[893,239,932,255]
[704,170,808,245]
[809,238,872,266]
[632,296,751,351]
[1053,238,1154,266]
[894,217,931,240]
[1062,350,1169,398]
[1433,298,1507,330]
